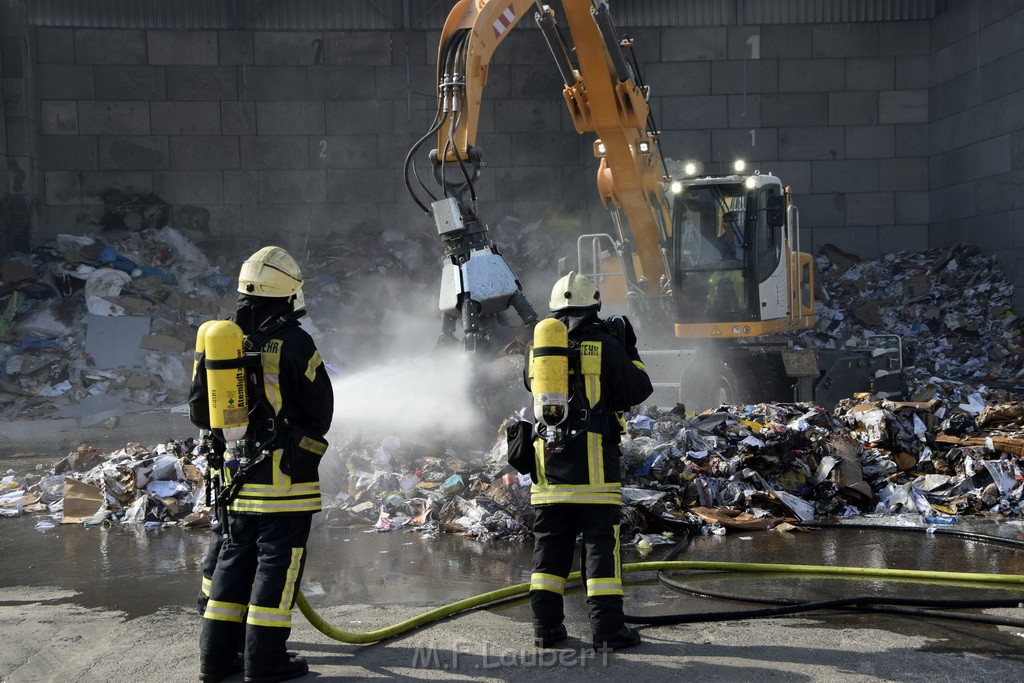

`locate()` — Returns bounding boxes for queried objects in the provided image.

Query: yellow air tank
[204,320,249,442]
[531,317,569,429]
[192,319,216,380]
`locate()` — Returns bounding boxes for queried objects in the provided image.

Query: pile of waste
[0,218,568,422]
[3,232,1024,543]
[316,431,534,542]
[619,397,1024,536]
[792,243,1024,404]
[0,438,211,526]
[4,392,1024,543]
[313,395,1024,542]
[0,228,236,418]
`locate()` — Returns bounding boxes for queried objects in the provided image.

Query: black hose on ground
[624,521,1024,628]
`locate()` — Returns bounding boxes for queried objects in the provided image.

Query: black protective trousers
[530,503,624,637]
[197,513,224,616]
[199,513,312,673]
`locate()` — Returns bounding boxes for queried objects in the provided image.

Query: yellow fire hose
[295,559,1024,644]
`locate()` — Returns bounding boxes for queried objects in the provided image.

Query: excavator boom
[406,0,674,355]
[404,2,882,411]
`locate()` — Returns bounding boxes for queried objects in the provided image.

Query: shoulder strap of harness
[235,311,306,454]
[565,341,617,437]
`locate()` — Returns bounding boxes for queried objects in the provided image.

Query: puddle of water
[0,515,534,618]
[3,514,1024,630]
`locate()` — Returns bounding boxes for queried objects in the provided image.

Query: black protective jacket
[526,309,653,506]
[190,296,334,514]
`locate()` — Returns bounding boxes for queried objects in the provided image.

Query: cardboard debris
[84,314,151,370]
[139,334,188,354]
[690,506,777,530]
[60,477,104,523]
[1,261,36,287]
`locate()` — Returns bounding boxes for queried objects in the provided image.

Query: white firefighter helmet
[549,271,601,311]
[237,246,303,300]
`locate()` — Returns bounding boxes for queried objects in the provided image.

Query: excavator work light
[638,140,650,154]
[595,140,607,157]
[682,160,703,176]
[733,159,746,172]
[669,180,683,194]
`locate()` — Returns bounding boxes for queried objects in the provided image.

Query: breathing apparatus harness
[532,315,625,454]
[201,310,305,536]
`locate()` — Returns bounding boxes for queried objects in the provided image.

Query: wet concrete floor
[3,513,1024,663]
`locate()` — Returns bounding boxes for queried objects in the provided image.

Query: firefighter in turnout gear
[191,246,334,683]
[525,271,653,651]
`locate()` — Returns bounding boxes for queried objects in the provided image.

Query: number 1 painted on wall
[746,35,760,59]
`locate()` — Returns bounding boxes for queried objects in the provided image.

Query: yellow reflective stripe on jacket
[232,481,321,497]
[587,431,604,484]
[259,337,284,415]
[229,496,322,514]
[201,576,212,597]
[204,599,246,623]
[530,483,621,506]
[279,547,304,609]
[228,474,322,513]
[530,572,567,594]
[247,604,292,628]
[224,451,323,514]
[632,359,647,372]
[305,350,323,382]
[533,438,547,486]
[271,447,284,487]
[298,435,327,456]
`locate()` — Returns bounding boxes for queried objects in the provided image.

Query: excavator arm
[405,0,673,353]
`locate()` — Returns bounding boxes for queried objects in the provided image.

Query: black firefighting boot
[244,653,308,683]
[534,623,568,648]
[198,654,244,682]
[531,589,568,648]
[592,626,642,651]
[589,594,641,651]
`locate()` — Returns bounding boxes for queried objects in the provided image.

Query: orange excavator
[404,0,902,410]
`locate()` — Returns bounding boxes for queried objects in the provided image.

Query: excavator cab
[671,174,811,339]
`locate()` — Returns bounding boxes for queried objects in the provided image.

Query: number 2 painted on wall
[319,140,328,159]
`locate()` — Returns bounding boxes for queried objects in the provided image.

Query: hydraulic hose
[296,558,1024,644]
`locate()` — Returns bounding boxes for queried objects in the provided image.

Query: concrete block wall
[648,21,931,259]
[9,6,1023,301]
[927,1,1024,309]
[25,18,937,271]
[31,28,431,264]
[1,0,34,255]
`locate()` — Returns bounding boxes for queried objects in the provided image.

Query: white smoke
[330,348,482,436]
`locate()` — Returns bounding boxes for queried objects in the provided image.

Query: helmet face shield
[237,246,303,298]
[549,271,601,311]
